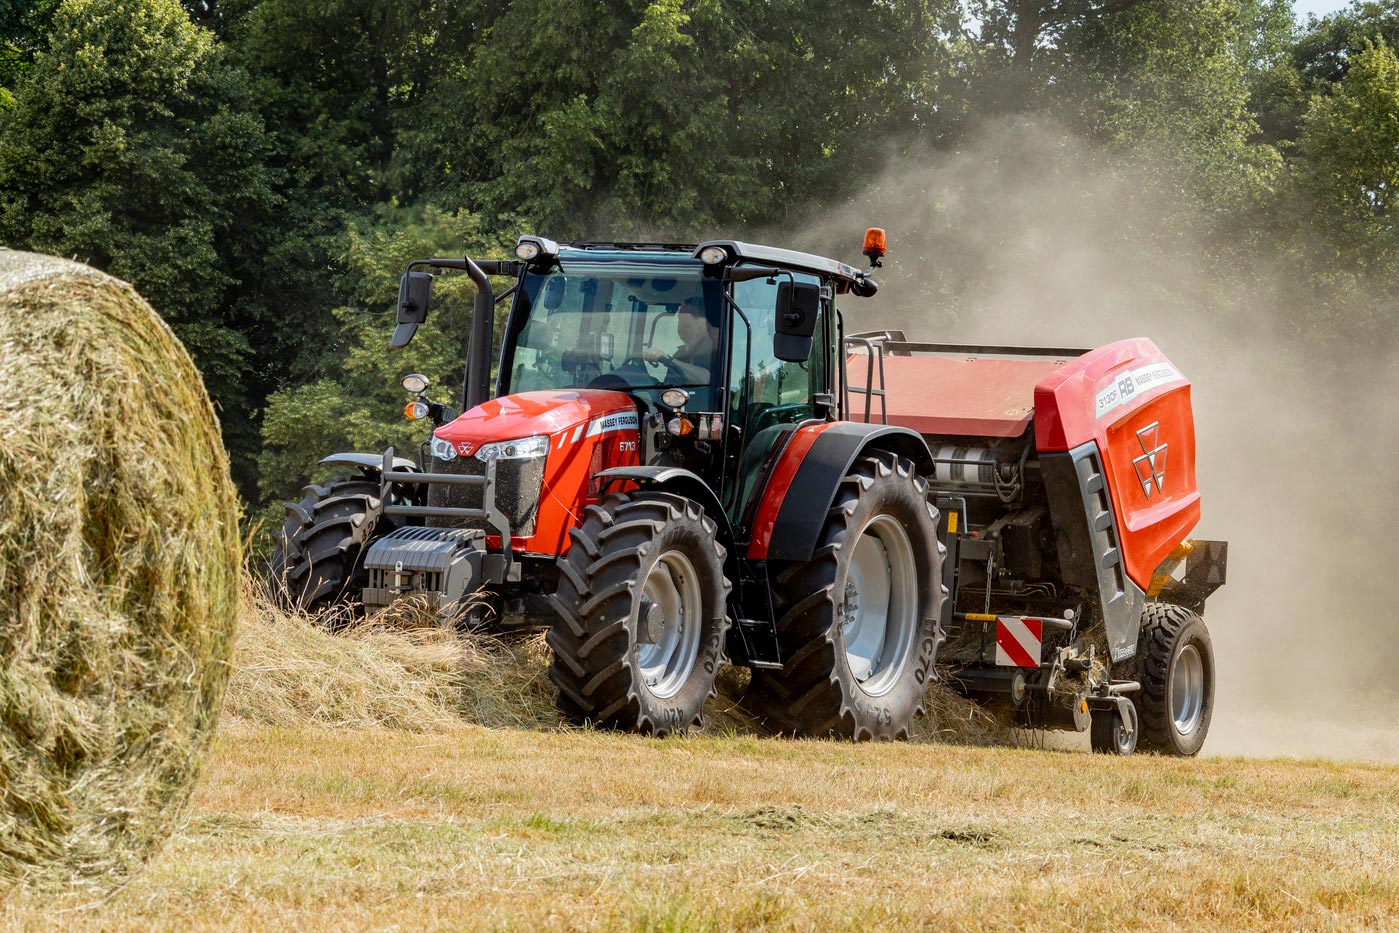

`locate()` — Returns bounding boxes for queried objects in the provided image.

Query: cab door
[723,272,828,525]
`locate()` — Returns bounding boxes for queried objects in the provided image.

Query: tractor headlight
[430,435,458,461]
[401,373,430,394]
[475,434,549,463]
[698,245,728,265]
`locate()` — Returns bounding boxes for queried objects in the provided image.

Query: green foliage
[0,0,275,489]
[1294,39,1399,254]
[1065,1,1285,216]
[256,206,512,505]
[413,0,962,237]
[0,0,60,97]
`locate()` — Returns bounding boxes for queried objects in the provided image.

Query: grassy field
[4,721,1397,931]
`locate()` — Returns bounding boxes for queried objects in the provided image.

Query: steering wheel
[586,357,658,390]
[641,352,690,383]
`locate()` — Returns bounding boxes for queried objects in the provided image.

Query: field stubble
[2,590,1396,930]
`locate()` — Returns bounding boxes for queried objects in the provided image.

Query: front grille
[427,454,544,536]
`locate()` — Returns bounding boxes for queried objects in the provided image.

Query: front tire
[547,492,730,736]
[1135,603,1215,756]
[749,451,945,740]
[266,475,401,616]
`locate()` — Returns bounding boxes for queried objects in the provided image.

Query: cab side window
[727,273,825,518]
[730,276,822,411]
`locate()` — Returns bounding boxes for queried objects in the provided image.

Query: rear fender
[748,422,932,562]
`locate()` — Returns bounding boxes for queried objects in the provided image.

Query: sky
[1293,0,1355,19]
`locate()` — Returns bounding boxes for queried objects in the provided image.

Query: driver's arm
[643,346,707,383]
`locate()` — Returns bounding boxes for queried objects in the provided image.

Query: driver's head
[677,297,717,345]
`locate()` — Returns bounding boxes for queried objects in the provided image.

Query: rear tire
[749,451,945,740]
[266,476,398,615]
[547,492,730,736]
[1135,603,1214,756]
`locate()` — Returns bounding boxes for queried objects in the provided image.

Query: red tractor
[271,231,1227,754]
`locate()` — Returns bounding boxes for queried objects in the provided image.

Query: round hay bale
[0,249,240,888]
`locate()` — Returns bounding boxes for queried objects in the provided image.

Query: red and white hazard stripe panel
[995,617,1043,668]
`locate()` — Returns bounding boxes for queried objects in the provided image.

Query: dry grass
[0,723,1394,930]
[0,577,1390,926]
[64,588,1378,929]
[226,584,766,736]
[0,251,240,889]
[228,578,993,743]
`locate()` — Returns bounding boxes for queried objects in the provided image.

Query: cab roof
[555,238,868,287]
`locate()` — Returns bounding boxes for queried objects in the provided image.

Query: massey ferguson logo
[1132,422,1168,498]
[456,441,474,456]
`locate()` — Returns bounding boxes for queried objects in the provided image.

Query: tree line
[1,0,1396,518]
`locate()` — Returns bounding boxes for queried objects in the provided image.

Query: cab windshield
[503,258,724,408]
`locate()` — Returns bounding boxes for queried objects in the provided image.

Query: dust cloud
[790,119,1399,762]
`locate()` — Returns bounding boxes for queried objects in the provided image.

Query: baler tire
[546,491,729,736]
[266,476,394,617]
[1135,603,1214,756]
[749,450,945,741]
[1090,700,1139,755]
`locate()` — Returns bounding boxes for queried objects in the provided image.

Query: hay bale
[0,250,240,887]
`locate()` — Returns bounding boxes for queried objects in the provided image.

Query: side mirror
[541,276,567,311]
[773,280,820,362]
[392,271,434,348]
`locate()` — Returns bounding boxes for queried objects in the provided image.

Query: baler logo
[1094,362,1185,419]
[1132,422,1168,498]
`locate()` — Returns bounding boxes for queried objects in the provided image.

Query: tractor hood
[432,389,636,457]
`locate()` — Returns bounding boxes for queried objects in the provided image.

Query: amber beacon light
[863,227,887,267]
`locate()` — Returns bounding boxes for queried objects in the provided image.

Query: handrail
[842,335,888,425]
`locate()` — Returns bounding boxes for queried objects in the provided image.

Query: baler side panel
[1033,339,1201,590]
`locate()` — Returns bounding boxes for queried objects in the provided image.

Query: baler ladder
[843,330,902,425]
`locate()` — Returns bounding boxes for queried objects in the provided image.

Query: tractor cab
[491,239,862,527]
[385,236,880,560]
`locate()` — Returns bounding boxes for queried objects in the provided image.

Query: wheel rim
[840,514,917,697]
[1117,701,1138,754]
[635,549,703,700]
[1171,643,1205,736]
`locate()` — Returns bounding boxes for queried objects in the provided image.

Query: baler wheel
[1090,700,1139,755]
[547,492,729,736]
[266,476,394,617]
[749,451,945,740]
[1134,603,1215,756]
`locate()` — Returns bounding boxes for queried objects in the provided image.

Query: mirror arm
[494,284,518,305]
[422,258,522,277]
[725,264,793,285]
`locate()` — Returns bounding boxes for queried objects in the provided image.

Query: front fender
[319,452,420,478]
[594,466,738,572]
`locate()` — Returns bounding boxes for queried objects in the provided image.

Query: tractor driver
[643,297,720,384]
